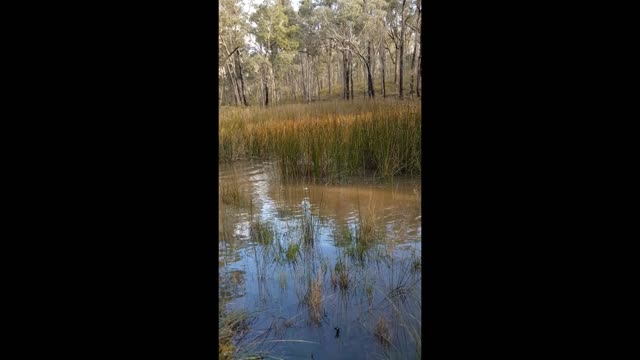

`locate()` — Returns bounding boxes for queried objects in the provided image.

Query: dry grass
[220,173,247,207]
[219,99,421,179]
[220,182,243,206]
[218,208,233,245]
[303,272,324,325]
[338,268,349,291]
[218,309,251,360]
[374,316,392,347]
[330,268,338,289]
[357,201,379,244]
[334,259,350,291]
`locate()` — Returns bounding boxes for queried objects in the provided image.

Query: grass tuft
[285,243,300,262]
[249,220,274,245]
[303,272,324,325]
[374,316,392,348]
[334,258,350,291]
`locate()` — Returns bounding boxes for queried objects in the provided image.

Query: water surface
[219,161,422,359]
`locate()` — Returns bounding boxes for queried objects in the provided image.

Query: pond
[219,161,422,359]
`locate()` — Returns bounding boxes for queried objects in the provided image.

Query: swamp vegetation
[219,1,422,358]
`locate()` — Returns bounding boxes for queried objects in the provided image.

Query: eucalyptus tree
[250,0,299,106]
[219,0,420,105]
[219,0,250,106]
[397,0,408,99]
[359,0,387,98]
[316,0,363,99]
[298,0,318,102]
[407,0,421,97]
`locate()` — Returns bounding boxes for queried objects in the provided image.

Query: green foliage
[285,243,300,262]
[251,1,299,56]
[250,220,275,245]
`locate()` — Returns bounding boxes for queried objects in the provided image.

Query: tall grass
[219,99,421,179]
[218,307,251,360]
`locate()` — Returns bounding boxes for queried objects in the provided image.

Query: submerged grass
[220,181,243,206]
[303,272,324,325]
[220,171,248,207]
[219,99,421,179]
[301,207,316,247]
[249,220,275,245]
[285,242,300,262]
[334,258,350,291]
[339,203,380,263]
[374,316,392,348]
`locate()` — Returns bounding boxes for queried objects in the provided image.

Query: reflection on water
[219,161,422,359]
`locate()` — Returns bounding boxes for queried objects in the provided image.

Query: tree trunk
[343,51,349,100]
[416,0,422,97]
[417,52,421,97]
[226,64,240,105]
[220,39,242,106]
[300,56,307,101]
[381,43,386,98]
[308,55,312,103]
[219,70,224,106]
[235,52,248,106]
[335,62,339,95]
[316,68,321,100]
[258,73,264,106]
[394,46,398,85]
[366,43,374,98]
[409,32,417,98]
[363,64,366,97]
[349,50,354,100]
[398,0,407,99]
[370,44,376,89]
[294,70,298,100]
[263,59,271,106]
[270,64,277,106]
[328,45,332,97]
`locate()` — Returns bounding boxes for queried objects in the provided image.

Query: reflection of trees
[219,212,247,268]
[219,269,246,302]
[219,240,242,268]
[269,181,421,240]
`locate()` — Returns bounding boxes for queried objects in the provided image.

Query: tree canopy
[219,0,422,106]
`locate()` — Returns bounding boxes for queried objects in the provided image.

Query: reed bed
[219,99,421,179]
